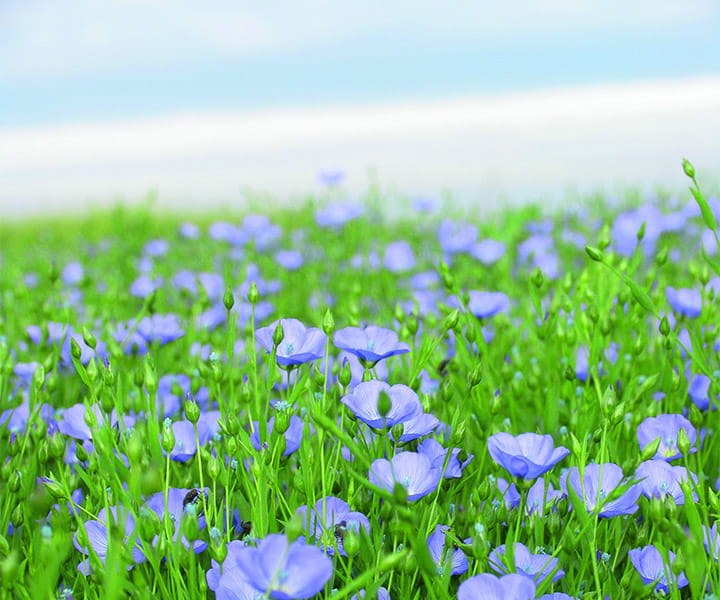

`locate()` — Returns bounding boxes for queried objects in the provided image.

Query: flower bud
[531,267,544,289]
[585,245,605,262]
[207,455,219,480]
[636,221,647,242]
[223,288,235,311]
[376,391,392,419]
[247,281,260,304]
[406,315,419,336]
[338,362,352,387]
[144,358,158,394]
[70,337,83,361]
[655,247,668,267]
[82,327,97,350]
[682,158,695,179]
[161,420,175,453]
[285,511,305,542]
[209,529,228,563]
[274,410,291,435]
[272,322,285,347]
[443,309,459,331]
[677,427,691,457]
[184,399,200,424]
[322,309,334,335]
[659,316,671,336]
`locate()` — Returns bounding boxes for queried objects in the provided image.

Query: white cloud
[1,0,718,80]
[1,77,718,217]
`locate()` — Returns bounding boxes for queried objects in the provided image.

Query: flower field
[1,161,719,599]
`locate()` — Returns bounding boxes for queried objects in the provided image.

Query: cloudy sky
[2,1,719,215]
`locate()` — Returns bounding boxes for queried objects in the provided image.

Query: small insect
[334,520,347,542]
[238,520,252,537]
[182,488,205,517]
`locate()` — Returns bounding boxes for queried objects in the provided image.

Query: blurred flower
[628,545,688,593]
[636,414,698,460]
[666,286,702,317]
[256,319,326,368]
[250,415,307,456]
[130,274,162,298]
[426,525,468,575]
[315,202,364,228]
[73,506,146,575]
[457,573,536,600]
[295,496,370,556]
[489,542,564,583]
[334,325,410,366]
[317,169,345,187]
[487,432,569,479]
[472,239,506,265]
[144,239,169,257]
[496,477,520,510]
[438,220,477,255]
[115,314,185,354]
[275,250,304,270]
[62,262,84,286]
[0,402,55,434]
[560,463,640,517]
[231,533,333,599]
[417,438,473,479]
[383,241,415,273]
[350,588,391,600]
[688,373,716,410]
[178,222,199,239]
[449,291,510,319]
[703,522,719,561]
[369,452,441,501]
[341,381,422,429]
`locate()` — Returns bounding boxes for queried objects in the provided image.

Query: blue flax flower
[636,414,698,461]
[350,588,390,600]
[369,452,441,501]
[426,525,469,575]
[144,488,208,555]
[457,573,536,600]
[487,432,569,479]
[488,542,564,583]
[232,533,333,599]
[333,325,410,367]
[628,545,689,593]
[665,286,702,317]
[417,438,473,479]
[73,506,146,575]
[561,463,640,517]
[295,496,370,556]
[635,460,697,504]
[256,319,326,367]
[341,380,422,428]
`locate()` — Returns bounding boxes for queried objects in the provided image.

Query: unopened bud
[82,327,97,350]
[322,309,334,335]
[185,399,200,424]
[272,321,285,347]
[377,391,392,419]
[677,428,691,457]
[247,281,260,304]
[682,158,695,179]
[223,287,235,311]
[161,420,175,453]
[585,245,605,263]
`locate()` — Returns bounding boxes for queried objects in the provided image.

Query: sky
[2,1,720,215]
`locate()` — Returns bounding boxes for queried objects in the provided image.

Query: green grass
[0,164,719,600]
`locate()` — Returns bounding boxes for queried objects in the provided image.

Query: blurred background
[2,0,720,218]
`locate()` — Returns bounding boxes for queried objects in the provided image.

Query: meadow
[1,160,719,600]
